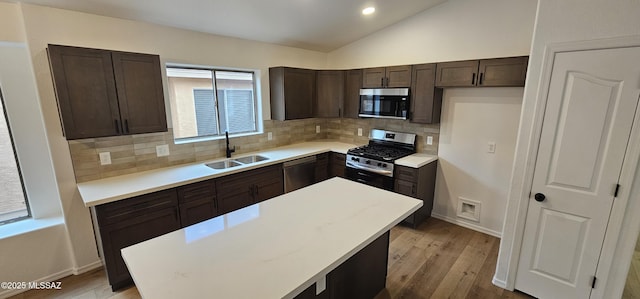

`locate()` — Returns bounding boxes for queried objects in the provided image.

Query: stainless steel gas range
[345,129,416,190]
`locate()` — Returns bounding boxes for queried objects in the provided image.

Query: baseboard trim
[431,213,502,238]
[0,261,103,298]
[73,260,103,275]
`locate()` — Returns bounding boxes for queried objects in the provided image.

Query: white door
[515,47,640,298]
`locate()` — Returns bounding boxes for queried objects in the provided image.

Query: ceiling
[13,0,447,52]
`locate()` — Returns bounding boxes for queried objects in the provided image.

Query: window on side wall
[0,88,30,225]
[166,67,260,142]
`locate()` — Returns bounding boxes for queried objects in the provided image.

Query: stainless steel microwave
[359,88,409,120]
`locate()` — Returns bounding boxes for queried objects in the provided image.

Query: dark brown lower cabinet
[216,164,284,214]
[95,164,283,291]
[394,161,437,227]
[94,189,180,291]
[177,180,217,227]
[294,231,390,299]
[315,153,330,182]
[329,153,346,178]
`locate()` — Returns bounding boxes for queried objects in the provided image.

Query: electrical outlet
[316,125,320,133]
[267,132,273,141]
[99,152,111,165]
[357,128,363,136]
[427,136,433,145]
[487,141,496,153]
[156,144,170,157]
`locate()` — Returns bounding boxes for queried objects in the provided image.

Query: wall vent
[457,197,481,222]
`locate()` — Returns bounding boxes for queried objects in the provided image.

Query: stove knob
[365,160,371,164]
[351,157,359,162]
[382,163,387,168]
[377,163,382,167]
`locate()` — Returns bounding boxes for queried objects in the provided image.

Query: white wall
[434,88,522,236]
[328,0,536,235]
[494,0,640,296]
[0,39,73,298]
[327,0,536,68]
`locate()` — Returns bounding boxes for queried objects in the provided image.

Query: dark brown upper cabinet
[269,67,316,120]
[362,65,412,88]
[477,56,528,86]
[343,69,362,119]
[410,63,443,124]
[48,44,167,140]
[315,70,345,118]
[435,56,528,88]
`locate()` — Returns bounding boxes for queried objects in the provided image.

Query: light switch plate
[487,141,496,153]
[427,136,433,145]
[316,125,320,133]
[267,132,273,141]
[156,144,170,157]
[99,152,111,165]
[357,128,363,136]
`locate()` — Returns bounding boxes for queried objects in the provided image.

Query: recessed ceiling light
[362,7,375,15]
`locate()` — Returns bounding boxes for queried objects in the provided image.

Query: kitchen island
[121,178,422,298]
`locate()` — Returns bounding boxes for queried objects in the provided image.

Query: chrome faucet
[225,131,235,158]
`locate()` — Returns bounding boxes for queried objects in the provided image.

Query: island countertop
[121,178,422,299]
[78,140,437,207]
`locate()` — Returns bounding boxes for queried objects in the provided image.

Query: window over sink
[166,66,261,143]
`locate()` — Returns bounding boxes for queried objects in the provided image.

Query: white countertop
[121,178,422,299]
[395,153,438,168]
[77,140,438,207]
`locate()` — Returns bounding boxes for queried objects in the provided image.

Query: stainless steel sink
[205,160,242,169]
[205,155,269,170]
[233,155,269,164]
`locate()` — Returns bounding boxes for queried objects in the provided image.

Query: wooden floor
[11,218,534,299]
[623,238,640,299]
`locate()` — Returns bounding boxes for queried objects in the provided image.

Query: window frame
[166,64,262,144]
[0,87,31,226]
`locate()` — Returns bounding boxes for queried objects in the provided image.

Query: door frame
[494,36,640,299]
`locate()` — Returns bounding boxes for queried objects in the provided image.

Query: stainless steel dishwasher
[283,156,317,193]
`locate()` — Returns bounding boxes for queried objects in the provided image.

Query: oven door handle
[346,162,393,176]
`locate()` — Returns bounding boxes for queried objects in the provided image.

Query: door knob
[534,193,546,202]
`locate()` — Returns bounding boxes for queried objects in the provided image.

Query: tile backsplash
[69,118,439,182]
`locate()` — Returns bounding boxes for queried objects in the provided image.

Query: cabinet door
[216,176,254,214]
[315,153,330,182]
[362,67,386,88]
[316,70,344,118]
[285,68,316,119]
[270,67,316,120]
[99,207,180,290]
[343,69,362,118]
[410,63,442,124]
[252,164,284,203]
[254,176,284,203]
[180,198,217,227]
[330,153,346,178]
[47,45,121,139]
[394,179,417,198]
[385,65,412,87]
[112,52,167,135]
[435,60,479,87]
[478,56,528,87]
[177,180,217,227]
